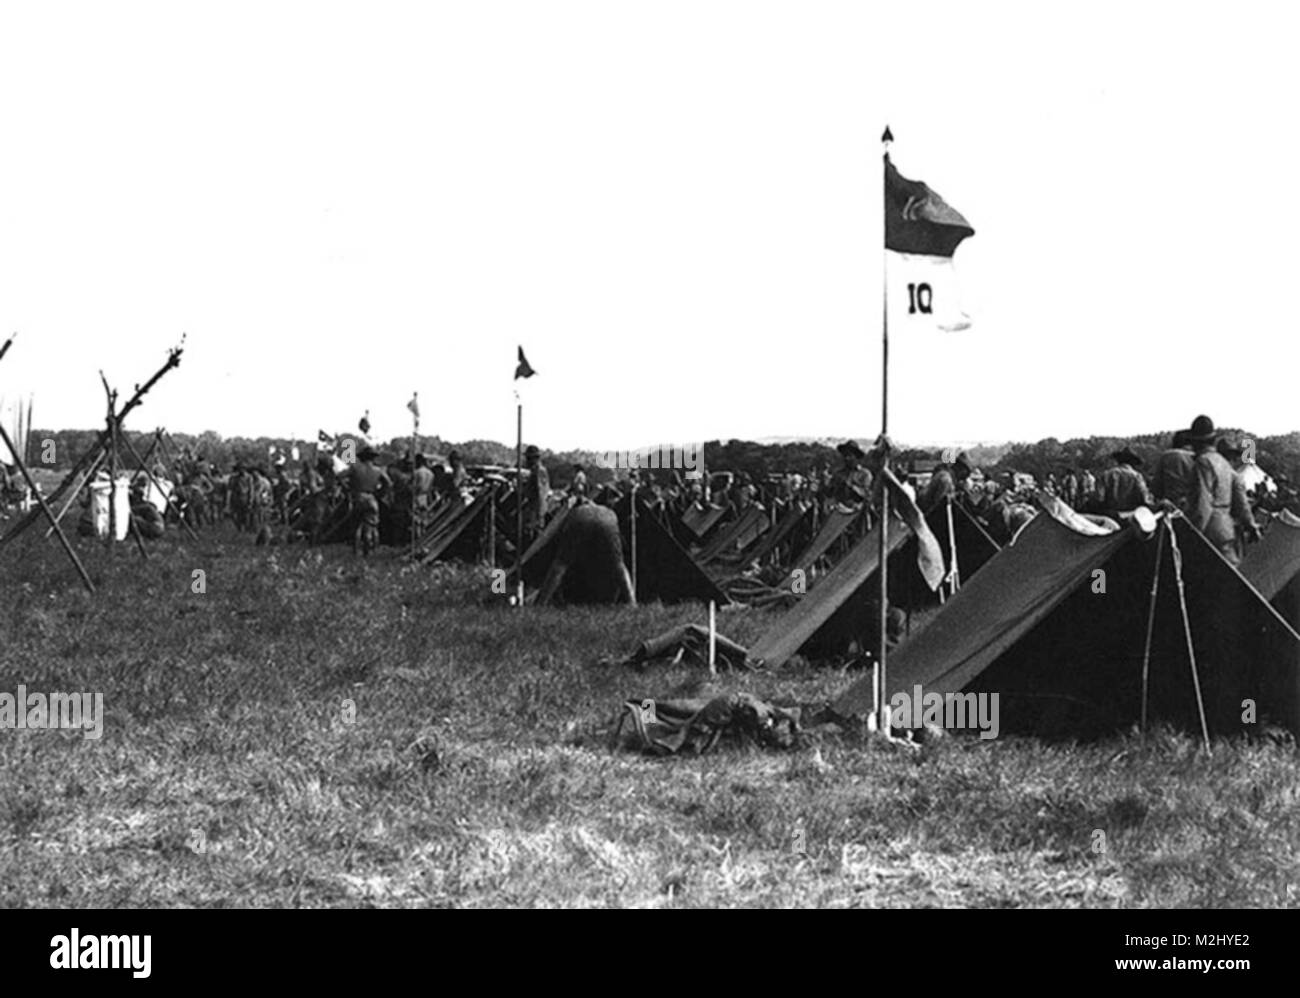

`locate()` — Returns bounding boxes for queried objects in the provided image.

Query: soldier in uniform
[522,445,550,544]
[920,453,971,514]
[1186,416,1258,564]
[831,441,873,506]
[1092,446,1152,519]
[344,445,392,555]
[1152,430,1196,513]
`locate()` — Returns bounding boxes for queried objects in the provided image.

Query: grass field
[1,523,1298,908]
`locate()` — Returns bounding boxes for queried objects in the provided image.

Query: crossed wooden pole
[0,341,186,591]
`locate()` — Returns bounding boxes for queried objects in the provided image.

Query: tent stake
[1138,518,1167,735]
[708,600,717,675]
[1167,520,1212,754]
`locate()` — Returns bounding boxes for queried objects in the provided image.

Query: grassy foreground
[1,525,1297,908]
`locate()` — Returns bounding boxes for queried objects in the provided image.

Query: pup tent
[1241,510,1300,605]
[511,496,726,605]
[745,492,999,669]
[693,505,771,565]
[715,499,815,569]
[411,482,513,565]
[833,508,1300,739]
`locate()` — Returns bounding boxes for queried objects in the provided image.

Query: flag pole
[410,392,418,561]
[877,125,892,735]
[515,394,524,607]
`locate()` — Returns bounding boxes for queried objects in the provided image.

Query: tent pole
[45,448,106,539]
[630,475,639,601]
[1167,520,1212,754]
[410,395,418,562]
[946,495,960,595]
[515,397,524,607]
[876,131,891,735]
[1138,518,1168,735]
[0,422,95,593]
[104,382,118,551]
[118,429,201,544]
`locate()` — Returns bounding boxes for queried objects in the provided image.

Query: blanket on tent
[615,692,801,755]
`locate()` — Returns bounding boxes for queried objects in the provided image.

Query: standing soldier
[344,445,392,555]
[1092,446,1152,519]
[411,453,436,534]
[920,453,972,514]
[1079,467,1098,510]
[1152,430,1196,512]
[571,463,589,499]
[522,445,550,544]
[1186,415,1259,565]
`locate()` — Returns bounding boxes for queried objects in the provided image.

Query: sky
[3,1,1299,459]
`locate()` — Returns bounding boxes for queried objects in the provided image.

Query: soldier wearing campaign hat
[1093,444,1152,519]
[1185,415,1258,564]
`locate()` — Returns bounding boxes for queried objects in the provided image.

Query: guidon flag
[514,346,536,380]
[885,150,975,332]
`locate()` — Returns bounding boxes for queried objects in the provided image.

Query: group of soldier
[78,411,1274,577]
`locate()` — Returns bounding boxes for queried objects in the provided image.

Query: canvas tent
[514,496,726,605]
[1241,511,1300,603]
[721,499,813,568]
[418,483,502,564]
[679,502,729,542]
[833,510,1300,738]
[694,505,771,565]
[744,498,994,669]
[788,505,864,576]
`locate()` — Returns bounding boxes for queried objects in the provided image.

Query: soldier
[1186,415,1259,565]
[535,502,636,606]
[571,463,589,499]
[1093,446,1153,519]
[522,445,550,543]
[1079,467,1098,509]
[1152,430,1196,513]
[920,453,972,514]
[831,441,873,506]
[344,445,392,555]
[272,462,294,523]
[411,453,436,533]
[443,450,468,502]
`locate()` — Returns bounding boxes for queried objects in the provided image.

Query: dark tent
[514,497,726,605]
[788,505,864,576]
[616,494,729,605]
[695,506,771,565]
[744,499,994,669]
[746,514,913,669]
[679,502,729,543]
[418,484,502,564]
[1241,512,1300,602]
[833,512,1300,738]
[719,499,813,568]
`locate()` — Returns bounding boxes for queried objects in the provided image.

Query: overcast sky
[2,1,1298,459]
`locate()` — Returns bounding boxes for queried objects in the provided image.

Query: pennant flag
[514,346,536,380]
[407,393,420,418]
[358,410,371,435]
[291,444,300,462]
[317,430,335,453]
[886,152,975,332]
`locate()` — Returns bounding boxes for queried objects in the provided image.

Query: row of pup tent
[745,494,1001,669]
[832,500,1300,740]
